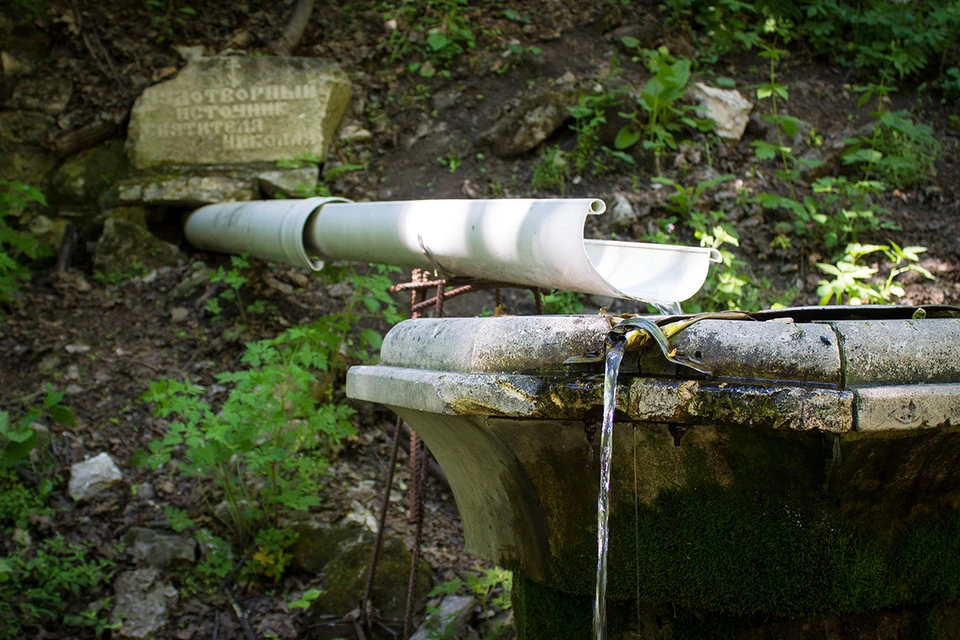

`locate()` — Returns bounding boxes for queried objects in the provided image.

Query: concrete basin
[347,306,960,639]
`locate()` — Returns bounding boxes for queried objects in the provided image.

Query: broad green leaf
[614,127,641,150]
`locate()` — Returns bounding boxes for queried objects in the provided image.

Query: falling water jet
[593,331,629,640]
[652,300,683,316]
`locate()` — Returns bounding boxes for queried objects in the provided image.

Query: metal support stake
[403,442,429,639]
[360,415,405,627]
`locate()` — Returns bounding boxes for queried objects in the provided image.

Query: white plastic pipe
[184,198,721,304]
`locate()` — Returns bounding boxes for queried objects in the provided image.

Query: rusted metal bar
[361,414,405,626]
[403,442,429,639]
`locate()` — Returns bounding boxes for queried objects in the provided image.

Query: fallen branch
[271,0,315,55]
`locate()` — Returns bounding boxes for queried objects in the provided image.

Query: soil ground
[1,0,958,638]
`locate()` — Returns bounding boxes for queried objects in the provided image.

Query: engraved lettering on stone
[141,80,329,151]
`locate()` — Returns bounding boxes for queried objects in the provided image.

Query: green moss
[311,534,431,620]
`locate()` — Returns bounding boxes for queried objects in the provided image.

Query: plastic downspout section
[307,199,720,303]
[184,198,720,303]
[183,196,351,270]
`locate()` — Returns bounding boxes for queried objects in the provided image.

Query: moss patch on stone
[312,534,432,620]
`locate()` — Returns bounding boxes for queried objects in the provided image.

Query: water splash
[593,331,628,640]
[652,300,683,316]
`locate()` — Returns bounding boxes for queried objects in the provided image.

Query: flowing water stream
[592,331,629,640]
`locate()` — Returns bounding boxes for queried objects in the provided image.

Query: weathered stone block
[126,57,351,169]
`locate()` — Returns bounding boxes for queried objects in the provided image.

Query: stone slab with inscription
[126,57,351,169]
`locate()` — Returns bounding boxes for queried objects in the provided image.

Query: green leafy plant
[615,47,713,174]
[144,327,356,547]
[0,180,48,304]
[93,262,146,286]
[530,146,570,193]
[843,107,940,189]
[144,0,196,43]
[542,289,584,314]
[567,90,628,177]
[652,173,734,218]
[0,535,113,639]
[427,567,512,639]
[204,254,276,336]
[1,385,76,468]
[816,242,934,305]
[755,177,894,257]
[387,0,476,78]
[146,265,401,550]
[289,588,322,610]
[662,0,960,83]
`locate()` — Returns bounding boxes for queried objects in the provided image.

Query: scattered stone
[1,51,30,76]
[65,364,80,380]
[111,172,258,207]
[338,121,373,143]
[691,82,752,141]
[480,87,577,158]
[49,138,127,204]
[610,22,660,50]
[608,193,635,224]
[0,110,55,145]
[256,613,298,640]
[290,521,362,574]
[69,452,123,501]
[126,56,351,169]
[169,307,190,323]
[310,530,431,619]
[410,595,477,640]
[38,353,61,373]
[26,214,71,249]
[0,142,56,182]
[134,482,156,500]
[94,218,180,275]
[172,45,205,62]
[112,568,178,639]
[264,274,294,295]
[124,527,200,569]
[171,264,211,299]
[8,75,72,115]
[65,344,91,354]
[65,383,84,395]
[104,206,148,227]
[257,166,318,198]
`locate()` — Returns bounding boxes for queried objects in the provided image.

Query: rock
[126,57,351,169]
[338,121,373,143]
[611,22,660,50]
[112,568,178,639]
[169,307,190,323]
[69,452,123,501]
[290,521,362,574]
[104,206,148,227]
[0,110,54,145]
[311,530,432,619]
[480,87,577,158]
[172,45,205,62]
[410,595,477,640]
[110,172,258,207]
[0,142,56,182]
[50,138,127,204]
[691,82,752,141]
[124,527,199,569]
[608,192,635,224]
[134,482,156,500]
[94,218,180,275]
[257,166,318,198]
[26,214,71,250]
[1,51,30,76]
[171,263,211,298]
[8,74,72,114]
